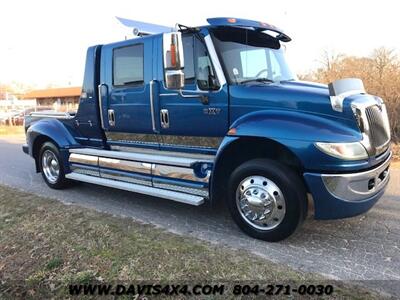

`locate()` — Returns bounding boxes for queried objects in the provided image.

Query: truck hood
[229,80,358,122]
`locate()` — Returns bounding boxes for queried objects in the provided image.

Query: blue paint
[23,18,391,221]
[304,172,387,219]
[207,17,291,42]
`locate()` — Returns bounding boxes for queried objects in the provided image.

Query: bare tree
[301,48,400,142]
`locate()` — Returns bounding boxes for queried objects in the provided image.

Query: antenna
[116,17,173,36]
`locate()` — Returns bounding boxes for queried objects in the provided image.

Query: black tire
[39,142,69,189]
[227,159,307,242]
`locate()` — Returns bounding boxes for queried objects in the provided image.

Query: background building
[23,86,82,112]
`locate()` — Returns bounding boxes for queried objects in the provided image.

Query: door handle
[108,109,115,127]
[160,109,169,129]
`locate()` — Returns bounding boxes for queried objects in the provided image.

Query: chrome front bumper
[321,153,391,201]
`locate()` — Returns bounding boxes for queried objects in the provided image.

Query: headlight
[315,142,368,160]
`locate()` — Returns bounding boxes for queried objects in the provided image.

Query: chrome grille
[365,105,390,148]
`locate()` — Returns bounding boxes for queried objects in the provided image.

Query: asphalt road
[1,137,400,295]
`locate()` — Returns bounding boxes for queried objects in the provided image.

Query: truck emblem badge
[203,108,221,115]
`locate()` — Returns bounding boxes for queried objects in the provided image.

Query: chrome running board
[69,147,213,167]
[65,172,205,206]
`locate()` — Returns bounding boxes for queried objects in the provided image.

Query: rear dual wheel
[227,159,307,242]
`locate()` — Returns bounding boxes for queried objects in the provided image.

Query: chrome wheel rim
[236,175,286,230]
[42,150,60,184]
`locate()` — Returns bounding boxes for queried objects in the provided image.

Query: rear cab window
[113,44,144,86]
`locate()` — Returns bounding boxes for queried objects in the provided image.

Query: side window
[194,38,218,90]
[183,36,195,84]
[113,44,144,86]
[182,34,218,90]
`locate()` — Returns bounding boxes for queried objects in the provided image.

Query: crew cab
[23,17,392,241]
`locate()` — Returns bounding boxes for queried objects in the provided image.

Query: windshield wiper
[279,78,296,82]
[239,78,275,85]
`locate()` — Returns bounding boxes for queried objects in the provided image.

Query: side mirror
[165,70,185,90]
[163,32,185,90]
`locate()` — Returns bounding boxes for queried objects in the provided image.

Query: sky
[1,0,399,88]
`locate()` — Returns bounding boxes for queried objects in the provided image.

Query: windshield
[211,27,296,84]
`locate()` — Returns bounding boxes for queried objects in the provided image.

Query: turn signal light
[228,128,237,135]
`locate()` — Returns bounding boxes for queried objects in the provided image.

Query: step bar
[69,148,213,168]
[66,172,205,206]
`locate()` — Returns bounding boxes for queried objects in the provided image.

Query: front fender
[221,110,370,172]
[26,118,79,156]
[231,109,361,143]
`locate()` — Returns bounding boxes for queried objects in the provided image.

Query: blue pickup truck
[23,17,392,241]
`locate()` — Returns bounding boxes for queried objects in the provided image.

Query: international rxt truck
[23,17,392,241]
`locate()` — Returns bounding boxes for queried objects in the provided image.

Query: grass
[0,125,24,136]
[0,185,386,299]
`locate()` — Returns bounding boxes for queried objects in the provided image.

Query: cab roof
[206,17,291,42]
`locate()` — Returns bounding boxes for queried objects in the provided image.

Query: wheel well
[32,135,57,172]
[211,137,305,205]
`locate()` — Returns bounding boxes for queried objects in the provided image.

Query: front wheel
[227,159,307,242]
[39,142,69,189]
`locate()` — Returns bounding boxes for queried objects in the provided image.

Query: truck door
[100,38,158,147]
[158,34,229,152]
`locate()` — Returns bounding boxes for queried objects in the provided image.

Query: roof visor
[207,17,291,42]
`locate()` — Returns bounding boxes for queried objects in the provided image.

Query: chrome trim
[328,78,365,112]
[30,112,74,119]
[65,172,205,206]
[69,148,214,167]
[160,135,222,149]
[109,145,215,161]
[106,132,159,144]
[69,153,98,166]
[160,34,226,94]
[204,34,226,86]
[162,32,184,70]
[110,144,160,152]
[99,157,151,174]
[330,90,365,112]
[149,80,157,132]
[98,84,106,129]
[160,109,169,129]
[42,149,61,183]
[351,96,391,156]
[70,165,100,177]
[108,109,115,127]
[153,164,210,183]
[100,169,152,186]
[365,104,391,150]
[165,70,184,89]
[236,175,286,230]
[322,152,391,201]
[153,181,209,197]
[159,93,178,97]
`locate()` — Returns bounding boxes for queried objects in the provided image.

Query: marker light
[227,128,237,135]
